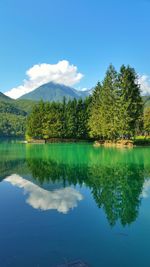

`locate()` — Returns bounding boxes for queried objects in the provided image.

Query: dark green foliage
[144,107,150,134]
[43,102,62,138]
[14,99,37,113]
[0,101,27,116]
[26,101,45,139]
[0,92,36,137]
[100,65,118,139]
[26,98,90,140]
[65,99,78,138]
[88,82,102,138]
[76,98,88,139]
[89,64,144,140]
[0,113,26,137]
[118,65,143,137]
[89,65,119,139]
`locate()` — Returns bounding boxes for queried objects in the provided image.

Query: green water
[0,142,150,267]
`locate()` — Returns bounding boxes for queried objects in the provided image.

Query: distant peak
[0,92,13,101]
[19,82,92,102]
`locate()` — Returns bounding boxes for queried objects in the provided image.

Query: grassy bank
[133,136,150,146]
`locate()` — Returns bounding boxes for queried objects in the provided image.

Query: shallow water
[0,142,150,267]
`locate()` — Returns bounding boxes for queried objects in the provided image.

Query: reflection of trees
[0,159,27,181]
[0,143,27,180]
[88,164,144,226]
[27,158,87,186]
[27,158,145,226]
[0,143,149,226]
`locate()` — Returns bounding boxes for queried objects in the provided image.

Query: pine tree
[88,65,118,140]
[76,98,89,139]
[100,64,118,139]
[42,102,62,138]
[88,82,103,138]
[66,99,77,138]
[26,100,45,139]
[59,97,67,138]
[118,65,143,138]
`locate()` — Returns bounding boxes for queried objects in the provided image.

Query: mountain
[0,92,36,113]
[0,92,13,102]
[19,82,91,102]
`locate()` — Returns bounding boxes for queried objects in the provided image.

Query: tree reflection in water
[1,143,150,227]
[27,157,144,226]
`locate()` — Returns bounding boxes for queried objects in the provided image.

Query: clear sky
[0,0,150,98]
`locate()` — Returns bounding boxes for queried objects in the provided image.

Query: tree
[88,82,103,138]
[26,101,45,139]
[26,98,90,140]
[65,99,78,138]
[42,102,62,138]
[100,64,118,139]
[60,97,67,138]
[118,65,143,138]
[88,65,118,139]
[144,107,150,135]
[76,98,89,139]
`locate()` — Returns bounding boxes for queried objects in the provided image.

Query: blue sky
[0,0,150,98]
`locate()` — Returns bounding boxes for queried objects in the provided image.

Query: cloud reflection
[141,179,150,198]
[5,174,83,213]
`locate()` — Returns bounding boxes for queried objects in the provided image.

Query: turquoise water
[0,142,150,266]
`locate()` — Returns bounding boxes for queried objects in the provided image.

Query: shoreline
[26,138,92,144]
[93,140,134,148]
[23,138,150,147]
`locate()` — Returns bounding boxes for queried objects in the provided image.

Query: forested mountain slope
[0,92,35,137]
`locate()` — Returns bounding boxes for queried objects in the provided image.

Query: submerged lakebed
[0,142,150,267]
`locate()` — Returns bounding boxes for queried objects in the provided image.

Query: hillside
[0,92,13,102]
[15,99,37,113]
[0,92,36,112]
[0,92,35,137]
[19,82,91,102]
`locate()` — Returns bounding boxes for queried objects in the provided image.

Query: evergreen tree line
[27,64,147,141]
[26,98,90,140]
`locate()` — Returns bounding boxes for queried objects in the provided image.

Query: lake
[0,142,150,267]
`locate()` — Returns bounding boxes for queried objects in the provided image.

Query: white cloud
[80,87,88,91]
[5,60,84,99]
[138,74,150,95]
[5,174,83,213]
